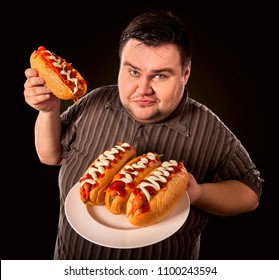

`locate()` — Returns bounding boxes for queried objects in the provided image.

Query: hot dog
[30,46,87,102]
[79,142,136,206]
[105,152,162,214]
[126,160,188,227]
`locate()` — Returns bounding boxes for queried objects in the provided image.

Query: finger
[24,76,47,91]
[25,68,38,78]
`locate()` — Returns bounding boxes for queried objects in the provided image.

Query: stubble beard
[124,105,164,124]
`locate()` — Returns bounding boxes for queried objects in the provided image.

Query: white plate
[65,182,190,249]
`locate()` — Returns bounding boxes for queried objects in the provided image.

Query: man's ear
[183,62,191,86]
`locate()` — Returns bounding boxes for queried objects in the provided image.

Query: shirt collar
[163,90,190,136]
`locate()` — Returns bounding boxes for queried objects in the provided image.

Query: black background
[2,0,278,260]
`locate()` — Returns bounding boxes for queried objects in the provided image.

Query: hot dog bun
[79,142,136,206]
[30,46,87,101]
[105,152,162,214]
[126,160,188,227]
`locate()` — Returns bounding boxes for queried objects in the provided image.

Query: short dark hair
[119,10,192,70]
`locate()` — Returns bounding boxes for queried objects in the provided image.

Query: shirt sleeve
[217,139,264,200]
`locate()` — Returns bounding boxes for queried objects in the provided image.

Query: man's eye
[155,74,165,79]
[130,70,139,76]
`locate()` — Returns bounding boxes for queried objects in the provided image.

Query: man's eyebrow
[123,61,139,69]
[123,61,175,74]
[151,68,174,74]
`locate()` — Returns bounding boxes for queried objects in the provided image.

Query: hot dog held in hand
[105,152,162,215]
[126,160,188,227]
[79,143,136,206]
[30,46,87,102]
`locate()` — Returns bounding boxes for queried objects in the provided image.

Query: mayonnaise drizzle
[45,49,79,94]
[80,143,131,187]
[117,152,157,184]
[138,160,178,201]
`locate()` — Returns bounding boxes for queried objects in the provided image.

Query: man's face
[118,39,191,124]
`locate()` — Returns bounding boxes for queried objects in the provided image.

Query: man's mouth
[133,99,156,107]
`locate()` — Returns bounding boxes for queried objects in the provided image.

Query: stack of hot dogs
[79,142,189,227]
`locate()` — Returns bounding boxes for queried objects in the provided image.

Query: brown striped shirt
[54,85,263,259]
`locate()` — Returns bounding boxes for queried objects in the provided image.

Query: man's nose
[136,76,153,95]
